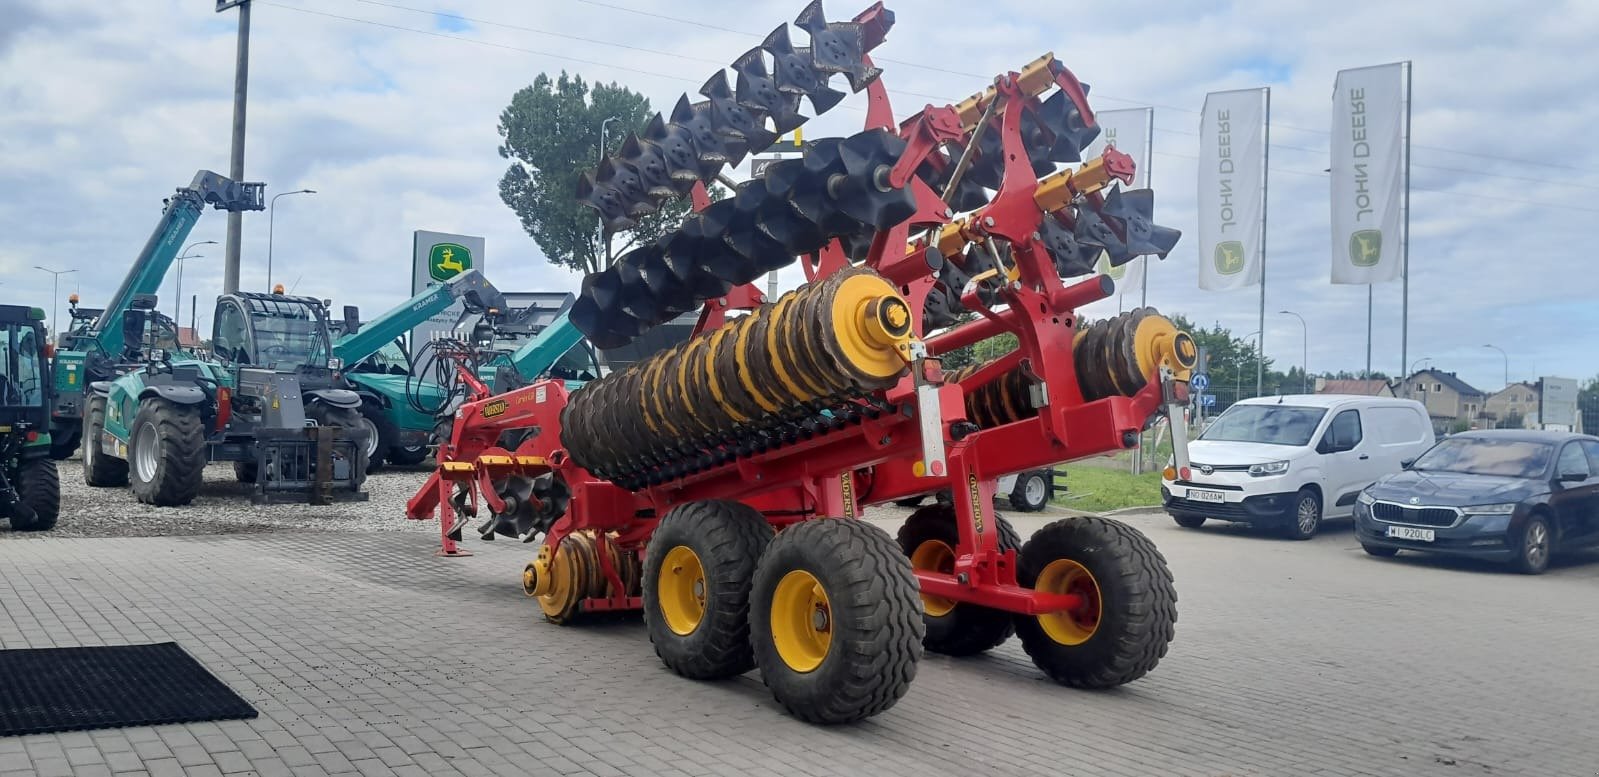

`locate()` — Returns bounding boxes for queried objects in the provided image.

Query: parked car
[1161,395,1434,539]
[894,468,1059,512]
[1353,430,1599,574]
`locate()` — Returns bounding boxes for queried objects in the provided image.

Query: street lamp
[175,240,218,323]
[1482,344,1509,390]
[33,266,78,337]
[267,189,316,291]
[1277,310,1308,394]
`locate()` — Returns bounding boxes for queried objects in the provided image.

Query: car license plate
[1187,489,1225,504]
[1386,525,1435,542]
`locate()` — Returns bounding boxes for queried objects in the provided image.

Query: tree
[497,72,699,275]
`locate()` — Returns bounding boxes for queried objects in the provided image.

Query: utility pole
[219,0,252,294]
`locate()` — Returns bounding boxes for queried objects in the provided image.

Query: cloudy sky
[3,0,1594,394]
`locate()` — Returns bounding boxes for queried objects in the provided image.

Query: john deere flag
[1083,108,1153,295]
[1330,63,1406,284]
[1197,89,1267,291]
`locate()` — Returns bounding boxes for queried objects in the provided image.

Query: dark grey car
[1353,430,1599,574]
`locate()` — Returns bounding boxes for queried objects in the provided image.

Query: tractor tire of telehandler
[82,396,128,487]
[129,398,206,507]
[11,457,60,531]
[750,518,924,725]
[307,403,370,491]
[1014,516,1177,688]
[643,500,773,680]
[897,504,1023,656]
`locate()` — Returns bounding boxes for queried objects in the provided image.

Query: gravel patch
[1,457,435,539]
[1,457,930,541]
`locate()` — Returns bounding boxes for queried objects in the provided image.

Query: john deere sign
[1348,229,1382,267]
[428,242,474,281]
[1213,240,1245,275]
[411,230,486,375]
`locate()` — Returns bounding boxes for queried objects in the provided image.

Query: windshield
[252,312,328,368]
[1411,437,1553,478]
[1199,404,1328,446]
[1,323,45,407]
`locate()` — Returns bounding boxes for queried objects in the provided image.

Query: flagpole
[1257,87,1270,397]
[1141,106,1153,309]
[1400,61,1413,386]
[1366,285,1373,377]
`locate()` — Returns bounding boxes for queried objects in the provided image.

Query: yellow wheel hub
[770,569,833,673]
[1034,558,1102,646]
[831,273,914,382]
[657,546,707,636]
[536,542,577,620]
[909,540,957,617]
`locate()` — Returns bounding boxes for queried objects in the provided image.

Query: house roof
[1488,382,1537,400]
[1410,369,1484,397]
[177,327,201,347]
[1318,379,1392,396]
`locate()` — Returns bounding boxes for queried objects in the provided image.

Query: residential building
[1398,369,1486,431]
[1484,382,1539,429]
[1314,378,1395,397]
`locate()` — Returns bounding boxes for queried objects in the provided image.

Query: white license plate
[1187,489,1226,504]
[1386,525,1435,542]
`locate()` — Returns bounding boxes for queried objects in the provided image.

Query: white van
[1161,394,1434,539]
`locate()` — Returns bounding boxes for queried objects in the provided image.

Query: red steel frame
[406,38,1186,618]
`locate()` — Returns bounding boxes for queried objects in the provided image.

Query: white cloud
[2,0,1593,392]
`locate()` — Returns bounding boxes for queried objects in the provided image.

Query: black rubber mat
[0,642,257,736]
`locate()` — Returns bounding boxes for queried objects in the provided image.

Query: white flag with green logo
[1197,89,1266,291]
[1330,64,1404,284]
[1083,108,1153,297]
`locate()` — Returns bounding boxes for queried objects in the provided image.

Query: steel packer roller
[408,2,1200,727]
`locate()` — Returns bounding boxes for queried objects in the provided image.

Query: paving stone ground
[3,505,1597,777]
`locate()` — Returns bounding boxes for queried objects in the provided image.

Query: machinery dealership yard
[3,461,1597,777]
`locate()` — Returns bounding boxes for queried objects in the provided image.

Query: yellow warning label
[967,473,985,535]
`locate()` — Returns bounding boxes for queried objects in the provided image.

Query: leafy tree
[497,72,699,275]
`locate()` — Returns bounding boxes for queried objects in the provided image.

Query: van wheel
[1281,489,1321,540]
[1172,514,1205,529]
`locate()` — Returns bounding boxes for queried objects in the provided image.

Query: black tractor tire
[1009,469,1052,512]
[10,458,61,531]
[750,519,924,725]
[1014,516,1177,689]
[642,500,774,680]
[896,504,1023,656]
[356,401,396,473]
[1281,488,1322,541]
[233,461,258,484]
[128,398,206,507]
[82,396,128,487]
[307,403,370,491]
[48,424,80,461]
[1172,514,1206,529]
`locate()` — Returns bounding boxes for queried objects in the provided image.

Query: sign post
[410,230,485,375]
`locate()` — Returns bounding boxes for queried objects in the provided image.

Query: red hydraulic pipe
[1051,273,1114,312]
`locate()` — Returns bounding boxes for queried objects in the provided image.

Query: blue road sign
[1191,373,1210,392]
[1201,394,1216,408]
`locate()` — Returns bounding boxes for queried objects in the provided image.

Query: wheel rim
[1297,497,1319,533]
[1526,522,1549,567]
[358,416,381,459]
[1024,475,1047,505]
[770,569,832,673]
[657,546,706,636]
[133,422,159,482]
[1034,558,1101,646]
[536,542,577,619]
[909,539,956,617]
